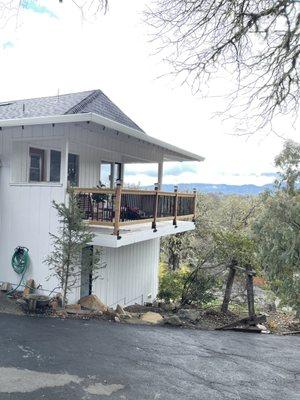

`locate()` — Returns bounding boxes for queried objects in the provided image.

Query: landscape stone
[78,295,108,312]
[140,311,163,324]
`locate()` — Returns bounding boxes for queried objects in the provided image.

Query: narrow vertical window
[29,148,45,182]
[68,153,79,187]
[50,150,61,182]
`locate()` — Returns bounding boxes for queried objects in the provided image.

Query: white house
[0,90,204,307]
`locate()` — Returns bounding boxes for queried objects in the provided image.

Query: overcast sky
[0,0,298,186]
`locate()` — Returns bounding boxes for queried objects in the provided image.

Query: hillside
[146,183,274,195]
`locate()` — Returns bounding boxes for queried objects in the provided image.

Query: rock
[66,303,81,311]
[56,309,68,318]
[78,295,108,312]
[23,279,35,298]
[116,304,132,319]
[163,315,183,326]
[116,304,126,315]
[114,316,120,323]
[0,282,12,292]
[177,309,199,322]
[140,311,163,324]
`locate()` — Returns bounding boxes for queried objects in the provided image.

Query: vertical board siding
[93,238,160,307]
[0,122,162,303]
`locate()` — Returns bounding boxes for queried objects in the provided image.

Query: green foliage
[158,263,216,306]
[158,264,189,302]
[160,232,193,270]
[45,189,101,305]
[275,140,300,194]
[254,191,300,312]
[181,260,218,306]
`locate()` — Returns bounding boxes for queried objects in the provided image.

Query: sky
[0,0,298,187]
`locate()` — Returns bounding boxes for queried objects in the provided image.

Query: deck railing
[74,184,196,236]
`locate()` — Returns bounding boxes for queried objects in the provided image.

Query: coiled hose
[6,246,29,295]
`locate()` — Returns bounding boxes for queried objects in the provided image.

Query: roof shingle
[0,89,144,132]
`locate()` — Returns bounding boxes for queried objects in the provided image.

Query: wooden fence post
[114,180,122,238]
[152,183,159,232]
[246,265,256,322]
[192,188,197,222]
[173,185,178,228]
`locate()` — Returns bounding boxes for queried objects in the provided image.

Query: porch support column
[157,162,163,190]
[110,162,115,189]
[63,137,69,201]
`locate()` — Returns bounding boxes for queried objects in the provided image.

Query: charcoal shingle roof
[0,89,144,132]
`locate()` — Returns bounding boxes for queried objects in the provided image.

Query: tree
[45,189,102,306]
[254,191,300,315]
[161,232,193,270]
[275,139,300,194]
[194,193,261,312]
[254,140,300,315]
[146,0,300,132]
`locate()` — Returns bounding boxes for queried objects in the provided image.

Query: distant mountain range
[145,183,275,196]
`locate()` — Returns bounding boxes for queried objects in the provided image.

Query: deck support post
[173,185,178,228]
[152,183,159,232]
[114,180,122,238]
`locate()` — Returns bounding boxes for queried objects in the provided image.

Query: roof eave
[0,113,205,162]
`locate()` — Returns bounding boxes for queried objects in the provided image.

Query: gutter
[0,113,205,162]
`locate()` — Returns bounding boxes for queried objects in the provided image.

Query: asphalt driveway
[0,313,299,400]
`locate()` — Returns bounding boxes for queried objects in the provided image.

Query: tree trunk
[221,264,236,314]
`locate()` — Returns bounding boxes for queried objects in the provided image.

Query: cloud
[260,172,277,177]
[2,41,14,50]
[21,0,57,18]
[125,162,198,178]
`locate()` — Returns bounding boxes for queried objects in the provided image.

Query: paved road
[0,313,299,400]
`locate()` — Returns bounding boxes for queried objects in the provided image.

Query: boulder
[163,315,183,326]
[177,309,199,322]
[116,304,126,315]
[78,295,108,312]
[140,311,163,324]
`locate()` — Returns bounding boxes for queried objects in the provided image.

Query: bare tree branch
[146,0,300,133]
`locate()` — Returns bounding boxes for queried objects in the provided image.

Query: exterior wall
[93,239,160,308]
[0,122,163,303]
[0,124,65,295]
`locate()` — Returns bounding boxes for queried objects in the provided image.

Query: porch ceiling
[0,112,205,163]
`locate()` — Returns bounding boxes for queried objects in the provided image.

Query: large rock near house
[140,311,163,324]
[78,295,108,312]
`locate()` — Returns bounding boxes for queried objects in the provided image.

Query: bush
[158,264,189,303]
[181,268,217,306]
[158,263,217,306]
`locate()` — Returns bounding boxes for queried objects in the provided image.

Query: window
[68,153,79,187]
[50,150,61,182]
[29,148,45,182]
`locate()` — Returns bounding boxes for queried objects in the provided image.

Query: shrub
[158,263,217,306]
[158,264,189,303]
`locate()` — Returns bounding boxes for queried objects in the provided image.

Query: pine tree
[45,189,101,306]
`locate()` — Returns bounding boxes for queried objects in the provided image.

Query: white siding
[93,239,160,308]
[0,122,162,304]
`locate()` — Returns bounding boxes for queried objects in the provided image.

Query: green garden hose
[7,247,29,295]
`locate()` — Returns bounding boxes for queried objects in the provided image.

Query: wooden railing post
[173,185,178,228]
[114,180,122,238]
[152,183,159,232]
[192,188,197,222]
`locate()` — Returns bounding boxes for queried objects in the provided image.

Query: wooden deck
[74,185,196,236]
